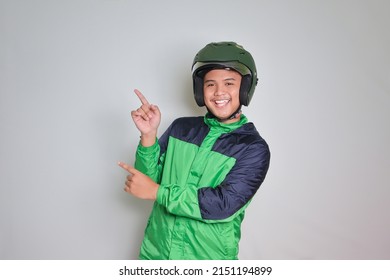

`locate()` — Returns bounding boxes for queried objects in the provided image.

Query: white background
[0,0,389,259]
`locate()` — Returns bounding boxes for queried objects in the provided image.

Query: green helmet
[192,41,258,107]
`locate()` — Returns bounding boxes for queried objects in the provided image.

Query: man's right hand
[131,89,161,146]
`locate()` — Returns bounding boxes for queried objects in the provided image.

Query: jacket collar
[204,113,248,133]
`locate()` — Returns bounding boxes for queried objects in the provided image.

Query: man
[119,41,270,259]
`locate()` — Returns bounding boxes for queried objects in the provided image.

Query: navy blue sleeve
[198,139,270,220]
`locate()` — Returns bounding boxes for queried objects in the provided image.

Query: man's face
[203,69,242,123]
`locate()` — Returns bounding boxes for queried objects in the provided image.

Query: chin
[213,112,231,120]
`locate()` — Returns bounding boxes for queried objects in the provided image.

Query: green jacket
[135,114,270,259]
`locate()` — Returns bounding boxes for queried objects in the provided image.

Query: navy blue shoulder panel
[198,123,271,220]
[212,122,263,159]
[158,116,209,155]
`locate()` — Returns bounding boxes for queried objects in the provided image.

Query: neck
[219,110,241,124]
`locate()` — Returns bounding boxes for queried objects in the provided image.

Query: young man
[119,42,270,260]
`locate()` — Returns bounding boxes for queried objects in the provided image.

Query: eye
[205,83,214,87]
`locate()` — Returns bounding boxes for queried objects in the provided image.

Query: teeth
[215,100,228,105]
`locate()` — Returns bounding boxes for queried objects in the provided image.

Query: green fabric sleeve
[156,183,249,224]
[134,139,163,183]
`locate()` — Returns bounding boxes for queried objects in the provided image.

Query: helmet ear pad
[193,72,206,106]
[239,74,252,106]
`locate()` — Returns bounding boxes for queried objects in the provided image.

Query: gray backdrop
[1,0,389,259]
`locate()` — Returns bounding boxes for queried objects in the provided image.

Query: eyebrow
[204,77,237,83]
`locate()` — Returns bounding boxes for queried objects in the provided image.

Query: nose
[214,84,224,96]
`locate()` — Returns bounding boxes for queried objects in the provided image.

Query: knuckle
[141,104,150,111]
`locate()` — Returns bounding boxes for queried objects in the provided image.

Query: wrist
[152,184,159,200]
[140,132,157,147]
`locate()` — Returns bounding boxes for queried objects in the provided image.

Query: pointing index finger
[134,89,150,105]
[118,162,132,173]
[118,162,139,175]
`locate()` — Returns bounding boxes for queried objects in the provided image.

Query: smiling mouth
[214,99,230,107]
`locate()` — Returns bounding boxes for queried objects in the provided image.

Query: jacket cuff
[137,138,159,154]
[156,183,167,206]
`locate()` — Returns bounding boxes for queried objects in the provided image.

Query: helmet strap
[206,105,242,123]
